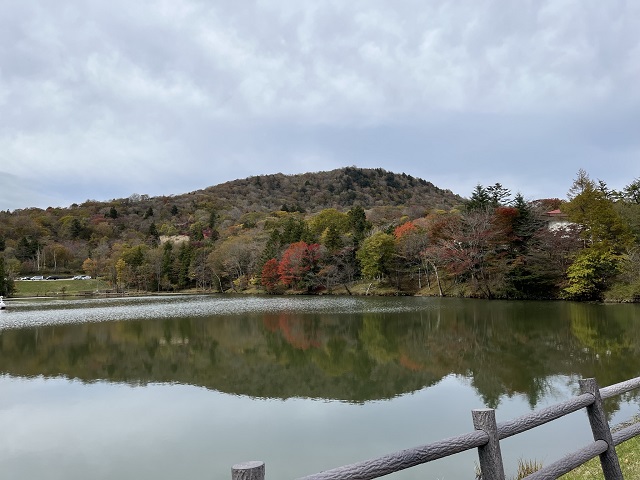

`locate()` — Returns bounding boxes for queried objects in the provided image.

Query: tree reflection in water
[1,297,638,414]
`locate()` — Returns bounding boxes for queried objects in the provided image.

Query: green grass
[560,431,640,479]
[13,279,111,297]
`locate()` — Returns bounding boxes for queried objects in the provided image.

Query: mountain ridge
[7,167,464,217]
[194,166,463,217]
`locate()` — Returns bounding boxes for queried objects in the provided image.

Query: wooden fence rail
[231,376,640,480]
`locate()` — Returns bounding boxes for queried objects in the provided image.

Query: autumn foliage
[393,221,417,239]
[278,241,321,290]
[4,167,640,302]
[261,258,281,293]
[261,242,322,292]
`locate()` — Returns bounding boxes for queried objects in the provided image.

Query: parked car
[31,276,44,280]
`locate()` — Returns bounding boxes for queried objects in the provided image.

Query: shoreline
[6,282,638,304]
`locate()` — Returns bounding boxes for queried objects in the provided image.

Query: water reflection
[1,296,639,409]
[1,296,639,480]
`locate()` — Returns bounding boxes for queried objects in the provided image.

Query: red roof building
[545,210,572,231]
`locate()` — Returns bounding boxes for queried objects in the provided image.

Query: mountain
[0,167,464,287]
[6,167,463,218]
[193,166,462,218]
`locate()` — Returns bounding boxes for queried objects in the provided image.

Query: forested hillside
[203,166,461,215]
[1,167,639,302]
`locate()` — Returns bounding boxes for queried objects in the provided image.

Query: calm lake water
[0,295,639,479]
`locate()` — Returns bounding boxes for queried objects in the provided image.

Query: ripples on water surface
[0,294,434,330]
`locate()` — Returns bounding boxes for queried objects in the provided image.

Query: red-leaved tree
[278,241,322,291]
[261,258,281,293]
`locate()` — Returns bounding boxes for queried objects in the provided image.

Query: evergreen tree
[70,218,84,239]
[567,168,593,199]
[281,218,306,244]
[466,184,491,211]
[348,205,371,246]
[208,209,219,229]
[260,229,282,269]
[563,170,634,299]
[487,183,511,207]
[177,243,193,288]
[0,257,15,296]
[190,222,205,241]
[15,237,36,262]
[162,242,174,285]
[564,170,632,251]
[622,178,640,204]
[148,222,159,245]
[511,192,542,242]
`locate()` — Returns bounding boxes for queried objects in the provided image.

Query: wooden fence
[231,376,640,480]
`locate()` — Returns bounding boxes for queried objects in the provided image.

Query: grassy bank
[560,429,640,479]
[13,279,112,297]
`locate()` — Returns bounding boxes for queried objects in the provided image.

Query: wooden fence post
[579,378,623,480]
[232,461,265,480]
[472,409,505,480]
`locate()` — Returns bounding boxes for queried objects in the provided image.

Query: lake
[0,295,639,479]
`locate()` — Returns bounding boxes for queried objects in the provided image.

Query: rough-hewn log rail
[294,430,489,480]
[232,376,640,480]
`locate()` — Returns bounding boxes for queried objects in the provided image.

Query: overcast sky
[1,0,639,211]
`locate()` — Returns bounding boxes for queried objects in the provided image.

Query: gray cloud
[1,0,639,210]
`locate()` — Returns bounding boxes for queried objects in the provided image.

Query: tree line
[1,168,639,301]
